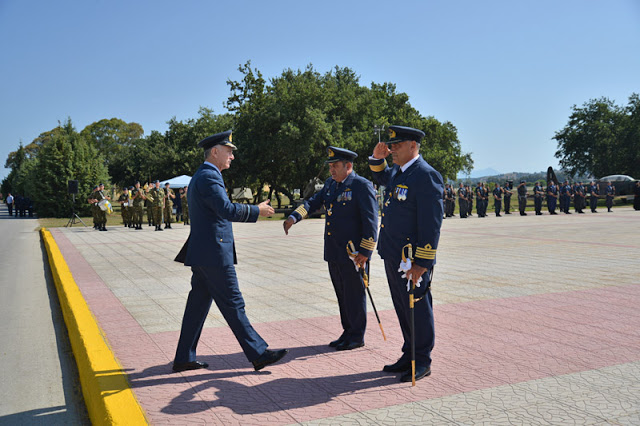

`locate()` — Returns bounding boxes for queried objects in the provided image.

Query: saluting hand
[258,199,274,217]
[372,142,391,160]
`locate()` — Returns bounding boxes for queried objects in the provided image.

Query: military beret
[198,130,237,150]
[154,180,160,183]
[92,185,98,190]
[326,146,357,163]
[520,180,526,184]
[386,125,425,144]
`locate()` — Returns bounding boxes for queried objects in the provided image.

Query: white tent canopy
[161,175,192,188]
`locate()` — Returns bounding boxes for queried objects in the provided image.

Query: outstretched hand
[372,142,391,160]
[283,217,294,235]
[258,199,275,217]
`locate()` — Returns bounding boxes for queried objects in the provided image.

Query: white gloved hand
[405,275,423,292]
[349,251,360,272]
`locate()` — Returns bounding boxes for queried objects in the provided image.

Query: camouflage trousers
[121,206,129,225]
[163,204,173,225]
[131,205,144,225]
[152,206,163,226]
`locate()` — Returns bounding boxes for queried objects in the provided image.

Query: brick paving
[50,207,640,425]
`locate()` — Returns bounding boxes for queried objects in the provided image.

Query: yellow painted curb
[41,228,148,425]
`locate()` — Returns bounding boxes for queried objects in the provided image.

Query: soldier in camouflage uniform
[163,182,175,229]
[92,183,109,231]
[148,180,165,231]
[181,186,189,225]
[130,181,146,230]
[117,187,130,228]
[145,183,153,226]
[88,185,99,229]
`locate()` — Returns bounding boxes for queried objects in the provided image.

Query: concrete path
[51,207,640,424]
[0,206,88,425]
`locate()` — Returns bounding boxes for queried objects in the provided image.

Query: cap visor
[221,142,237,150]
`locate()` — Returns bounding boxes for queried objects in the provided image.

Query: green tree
[554,94,639,178]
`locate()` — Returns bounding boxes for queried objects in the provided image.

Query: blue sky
[1,0,639,181]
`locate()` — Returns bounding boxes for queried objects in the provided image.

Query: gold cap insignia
[388,129,396,139]
[228,133,232,143]
[328,148,335,157]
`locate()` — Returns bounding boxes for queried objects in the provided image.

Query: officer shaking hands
[369,125,444,383]
[284,147,378,351]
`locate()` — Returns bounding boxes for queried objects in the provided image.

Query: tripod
[66,194,87,227]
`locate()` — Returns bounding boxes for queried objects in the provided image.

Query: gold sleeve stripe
[294,205,308,219]
[360,238,377,251]
[369,160,387,172]
[415,244,436,260]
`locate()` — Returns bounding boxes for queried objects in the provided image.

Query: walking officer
[284,147,378,351]
[369,125,444,383]
[173,130,288,373]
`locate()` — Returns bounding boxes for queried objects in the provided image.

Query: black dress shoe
[383,358,411,373]
[252,349,289,371]
[172,360,209,372]
[329,338,345,348]
[336,341,364,351]
[400,365,431,382]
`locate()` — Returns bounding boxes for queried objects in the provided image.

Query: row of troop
[87,181,190,231]
[444,180,619,218]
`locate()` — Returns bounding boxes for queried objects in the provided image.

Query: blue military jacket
[184,163,259,267]
[291,171,378,263]
[368,155,444,269]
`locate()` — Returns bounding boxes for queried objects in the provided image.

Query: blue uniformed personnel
[503,182,513,214]
[562,181,573,214]
[492,183,502,217]
[284,147,378,351]
[517,180,528,216]
[589,181,599,213]
[173,130,288,373]
[605,181,615,212]
[466,185,473,217]
[547,181,558,214]
[369,125,444,383]
[574,181,585,213]
[475,183,484,217]
[533,181,544,215]
[457,183,467,218]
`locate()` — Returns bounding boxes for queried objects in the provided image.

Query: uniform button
[327,222,330,225]
[380,224,384,228]
[327,232,332,235]
[220,238,223,242]
[382,213,385,217]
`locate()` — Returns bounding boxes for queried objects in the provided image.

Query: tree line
[2,62,473,217]
[554,93,640,179]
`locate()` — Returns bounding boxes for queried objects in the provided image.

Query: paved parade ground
[35,207,640,424]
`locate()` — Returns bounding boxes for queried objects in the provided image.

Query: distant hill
[467,167,500,178]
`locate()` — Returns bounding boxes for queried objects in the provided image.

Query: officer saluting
[369,125,444,383]
[284,147,378,351]
[173,130,288,373]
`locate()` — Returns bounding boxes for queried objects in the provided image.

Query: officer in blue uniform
[574,181,585,213]
[562,181,572,214]
[547,181,558,214]
[492,183,502,217]
[605,181,615,212]
[475,183,484,217]
[589,181,599,213]
[533,181,544,215]
[173,130,288,373]
[368,125,444,383]
[284,147,378,351]
[457,183,467,218]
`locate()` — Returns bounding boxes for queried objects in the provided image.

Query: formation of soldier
[89,180,189,231]
[444,179,619,218]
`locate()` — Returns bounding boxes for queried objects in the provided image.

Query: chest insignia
[395,184,408,201]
